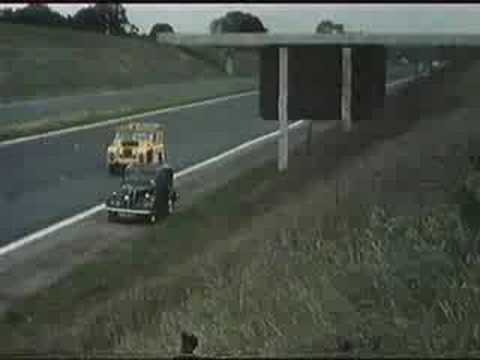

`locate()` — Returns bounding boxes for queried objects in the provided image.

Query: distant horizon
[2,3,480,35]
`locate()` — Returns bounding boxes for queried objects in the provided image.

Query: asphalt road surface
[0,66,414,246]
[0,94,278,244]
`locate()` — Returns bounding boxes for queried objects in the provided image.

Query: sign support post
[225,48,234,76]
[278,47,289,172]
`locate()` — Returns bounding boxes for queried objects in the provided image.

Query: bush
[0,4,69,28]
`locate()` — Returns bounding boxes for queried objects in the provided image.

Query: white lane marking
[0,90,258,149]
[0,74,423,257]
[0,119,308,257]
[0,204,105,257]
[176,119,311,178]
[0,89,125,109]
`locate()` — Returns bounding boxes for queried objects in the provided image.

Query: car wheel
[148,213,158,224]
[107,211,117,222]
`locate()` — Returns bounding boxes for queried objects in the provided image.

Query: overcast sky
[2,3,480,35]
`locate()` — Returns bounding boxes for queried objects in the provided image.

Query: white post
[278,47,289,172]
[225,55,234,76]
[225,48,234,76]
[341,47,352,132]
[305,119,313,155]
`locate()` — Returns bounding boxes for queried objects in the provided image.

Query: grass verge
[0,23,220,101]
[108,192,480,357]
[0,23,259,102]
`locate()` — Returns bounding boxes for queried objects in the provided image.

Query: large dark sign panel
[259,47,279,121]
[259,45,386,122]
[259,46,342,121]
[289,46,343,121]
[351,46,387,122]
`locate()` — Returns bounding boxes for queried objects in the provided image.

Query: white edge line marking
[175,119,311,178]
[0,90,258,148]
[0,74,423,257]
[0,119,308,257]
[0,204,105,257]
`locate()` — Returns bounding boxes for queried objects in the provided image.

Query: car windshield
[124,167,156,185]
[115,131,154,143]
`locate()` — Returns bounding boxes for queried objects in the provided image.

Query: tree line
[0,3,448,65]
[0,4,350,38]
[0,3,141,37]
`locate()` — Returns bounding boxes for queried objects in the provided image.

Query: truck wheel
[108,164,116,175]
[107,211,117,222]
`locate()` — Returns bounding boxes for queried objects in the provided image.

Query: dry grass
[65,181,480,357]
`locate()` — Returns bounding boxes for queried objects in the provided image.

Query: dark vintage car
[105,163,178,224]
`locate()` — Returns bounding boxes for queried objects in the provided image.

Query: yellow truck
[106,122,167,174]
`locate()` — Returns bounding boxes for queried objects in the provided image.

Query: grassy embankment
[2,60,480,356]
[0,23,258,141]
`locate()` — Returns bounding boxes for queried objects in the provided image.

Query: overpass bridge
[157,33,480,171]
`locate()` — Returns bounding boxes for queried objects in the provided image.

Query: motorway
[0,93,277,245]
[0,65,414,247]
